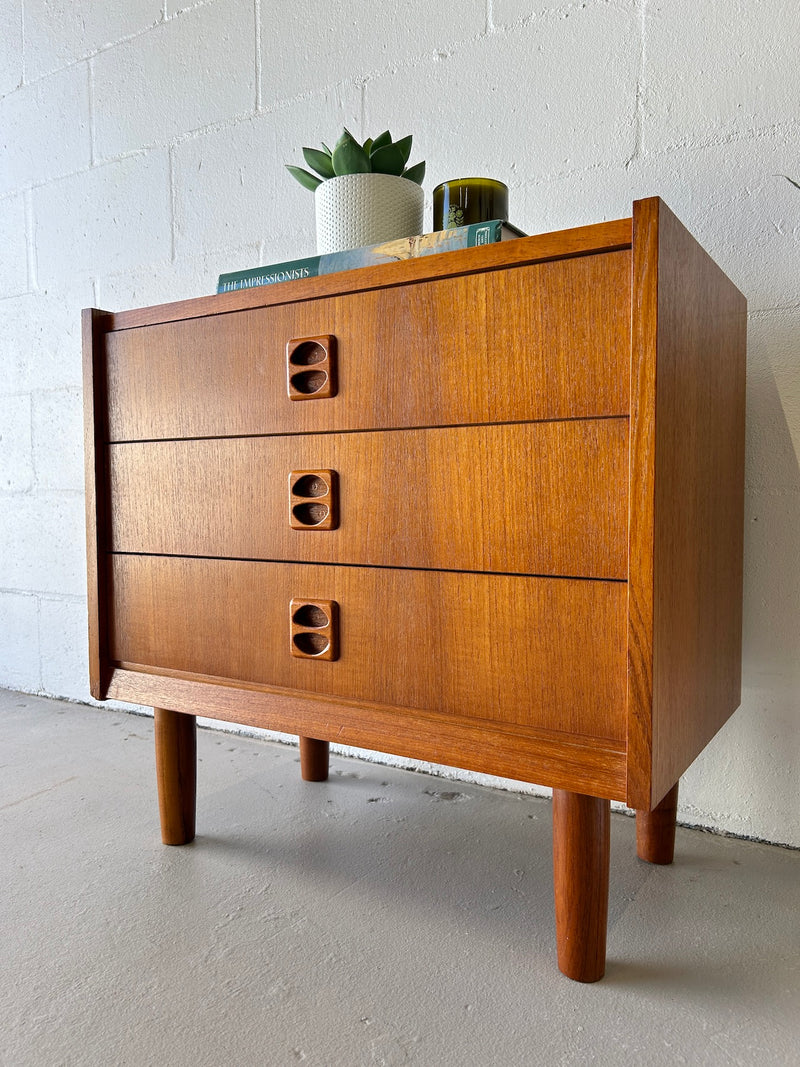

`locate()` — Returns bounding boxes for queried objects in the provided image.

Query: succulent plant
[287,129,425,192]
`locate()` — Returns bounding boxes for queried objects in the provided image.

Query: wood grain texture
[107,420,629,579]
[104,251,631,441]
[636,781,678,864]
[154,707,196,845]
[108,555,628,741]
[552,790,610,982]
[106,668,628,799]
[299,737,330,781]
[82,308,113,700]
[626,199,659,808]
[107,218,633,331]
[627,198,747,809]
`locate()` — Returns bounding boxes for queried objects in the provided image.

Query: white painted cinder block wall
[1,1,798,846]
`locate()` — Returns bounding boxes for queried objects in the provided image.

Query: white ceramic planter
[315,173,425,254]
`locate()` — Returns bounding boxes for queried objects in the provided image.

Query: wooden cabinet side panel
[108,556,628,742]
[650,202,747,805]
[82,308,112,700]
[626,202,659,807]
[628,198,747,808]
[107,421,629,579]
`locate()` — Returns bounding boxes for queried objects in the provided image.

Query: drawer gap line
[106,413,630,447]
[105,550,628,583]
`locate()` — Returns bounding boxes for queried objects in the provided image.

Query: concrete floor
[1,690,798,1067]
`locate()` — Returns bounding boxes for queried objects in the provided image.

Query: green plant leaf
[286,165,323,191]
[303,147,335,179]
[370,130,392,154]
[402,160,426,185]
[370,143,405,176]
[289,129,423,189]
[332,130,371,175]
[394,135,413,165]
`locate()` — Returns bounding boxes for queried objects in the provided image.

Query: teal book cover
[216,221,525,293]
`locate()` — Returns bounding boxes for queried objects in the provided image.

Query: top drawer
[104,250,631,441]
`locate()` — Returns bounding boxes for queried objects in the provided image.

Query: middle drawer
[108,420,627,578]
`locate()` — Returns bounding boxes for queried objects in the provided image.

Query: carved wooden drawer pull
[289,469,339,530]
[286,335,337,399]
[290,598,339,660]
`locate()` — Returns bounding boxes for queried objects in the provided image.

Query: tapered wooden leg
[636,782,679,865]
[299,736,329,781]
[154,708,196,845]
[552,790,610,982]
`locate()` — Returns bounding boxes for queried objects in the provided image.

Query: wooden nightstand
[83,197,746,981]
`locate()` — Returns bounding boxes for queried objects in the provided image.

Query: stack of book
[216,219,526,294]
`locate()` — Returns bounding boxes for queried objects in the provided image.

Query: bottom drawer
[108,555,627,742]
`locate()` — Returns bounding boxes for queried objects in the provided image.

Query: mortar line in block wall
[254,0,262,112]
[34,594,44,695]
[11,11,171,93]
[24,189,37,291]
[18,3,25,86]
[165,0,227,22]
[632,0,648,164]
[87,60,96,168]
[168,146,177,263]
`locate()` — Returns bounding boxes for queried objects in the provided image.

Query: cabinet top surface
[98,215,634,333]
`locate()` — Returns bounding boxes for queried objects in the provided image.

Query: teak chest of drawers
[83,198,746,981]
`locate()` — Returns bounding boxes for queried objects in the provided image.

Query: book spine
[217,258,321,293]
[465,220,504,247]
[216,220,518,293]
